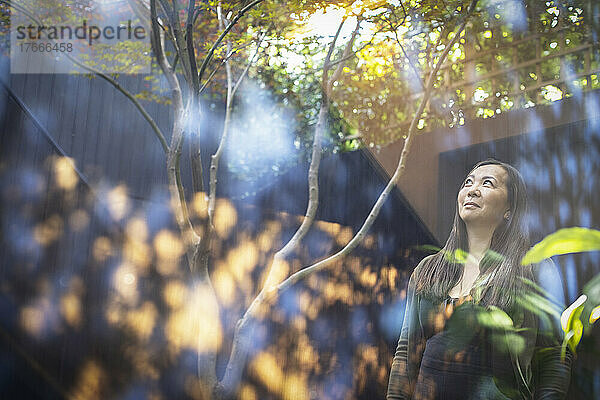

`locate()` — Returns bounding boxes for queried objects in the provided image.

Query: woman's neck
[465,224,495,261]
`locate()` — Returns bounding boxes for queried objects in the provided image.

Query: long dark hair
[415,159,534,310]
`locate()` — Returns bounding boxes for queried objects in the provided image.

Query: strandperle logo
[15,20,147,46]
[10,0,151,74]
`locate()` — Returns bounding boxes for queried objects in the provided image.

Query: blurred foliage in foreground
[1,153,419,399]
[522,227,600,358]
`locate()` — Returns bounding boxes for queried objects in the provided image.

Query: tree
[140,1,480,398]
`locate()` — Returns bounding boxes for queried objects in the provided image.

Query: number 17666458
[19,42,73,53]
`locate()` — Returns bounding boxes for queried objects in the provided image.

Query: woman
[387,159,571,400]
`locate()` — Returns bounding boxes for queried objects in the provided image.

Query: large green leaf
[521,227,600,265]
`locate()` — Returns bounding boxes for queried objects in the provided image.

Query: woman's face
[457,164,510,228]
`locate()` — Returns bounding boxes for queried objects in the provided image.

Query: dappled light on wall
[113,262,139,304]
[20,299,51,339]
[52,156,78,191]
[123,217,152,269]
[33,214,63,246]
[154,229,184,275]
[165,282,223,355]
[69,360,106,400]
[59,277,84,329]
[106,184,130,221]
[213,198,238,238]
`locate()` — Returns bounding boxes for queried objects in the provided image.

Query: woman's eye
[483,179,494,186]
[464,178,473,185]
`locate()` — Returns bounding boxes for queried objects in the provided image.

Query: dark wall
[7,73,171,200]
[0,68,435,400]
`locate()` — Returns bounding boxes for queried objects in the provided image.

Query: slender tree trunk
[219,17,360,396]
[192,249,220,400]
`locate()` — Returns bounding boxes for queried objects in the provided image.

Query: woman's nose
[467,186,480,197]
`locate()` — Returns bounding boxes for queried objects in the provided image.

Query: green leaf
[521,227,600,265]
[476,306,514,329]
[561,294,587,332]
[444,248,468,264]
[566,319,584,355]
[522,292,562,319]
[560,294,587,356]
[413,244,441,254]
[583,273,600,303]
[589,305,600,325]
[561,329,574,361]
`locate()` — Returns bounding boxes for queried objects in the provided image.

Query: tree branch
[153,0,177,44]
[155,0,179,48]
[94,72,169,154]
[197,0,265,85]
[125,0,150,23]
[207,26,266,228]
[261,15,350,294]
[321,17,346,88]
[175,142,194,243]
[190,132,205,196]
[151,0,182,107]
[383,0,425,91]
[325,23,386,70]
[198,40,256,94]
[186,0,200,93]
[167,100,198,258]
[327,18,361,96]
[170,0,195,85]
[392,26,426,92]
[188,0,206,199]
[151,0,196,251]
[201,0,234,232]
[220,18,356,391]
[232,30,268,97]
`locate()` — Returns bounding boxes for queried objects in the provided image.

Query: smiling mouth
[463,202,480,208]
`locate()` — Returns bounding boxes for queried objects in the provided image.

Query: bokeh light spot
[33,215,64,246]
[93,237,113,262]
[60,293,82,328]
[249,352,284,394]
[154,229,184,262]
[69,360,106,400]
[163,280,186,309]
[53,156,78,190]
[165,283,222,354]
[126,301,157,341]
[107,184,130,221]
[214,199,237,237]
[113,263,138,304]
[69,209,89,232]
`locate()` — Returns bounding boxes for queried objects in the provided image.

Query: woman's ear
[504,210,511,220]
